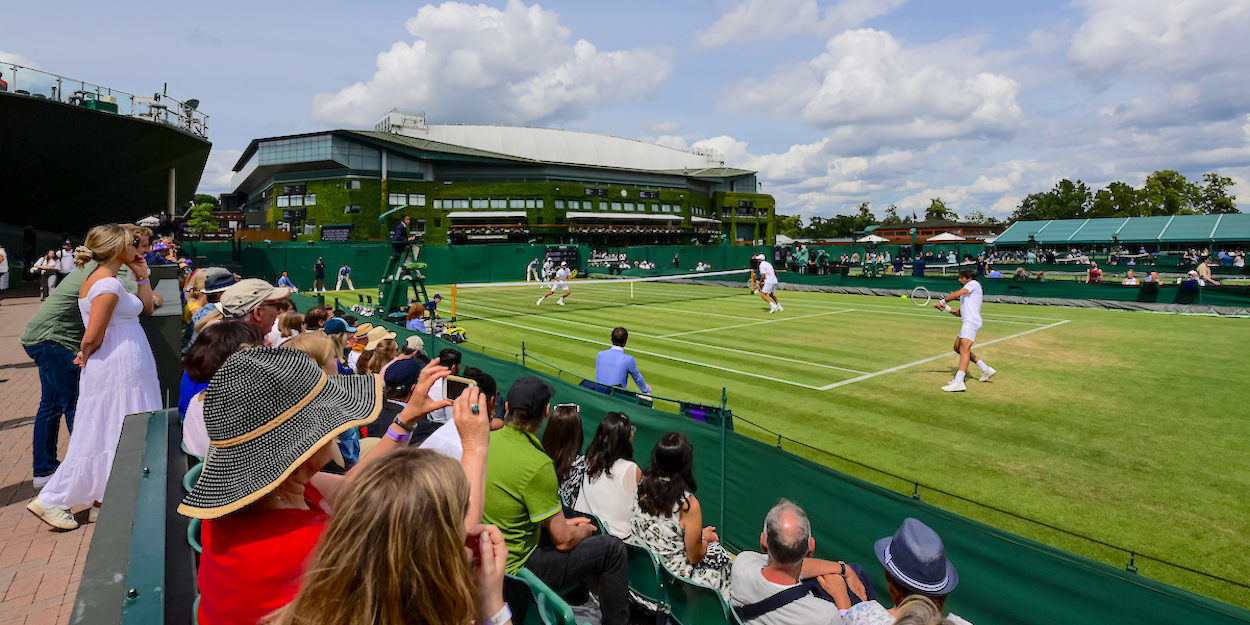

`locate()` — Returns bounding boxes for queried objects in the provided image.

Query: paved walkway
[0,289,92,625]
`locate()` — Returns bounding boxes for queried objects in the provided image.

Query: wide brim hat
[178,348,383,519]
[353,322,375,338]
[365,326,397,350]
[874,518,958,596]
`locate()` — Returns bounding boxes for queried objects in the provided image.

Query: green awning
[1159,215,1221,243]
[995,215,1249,245]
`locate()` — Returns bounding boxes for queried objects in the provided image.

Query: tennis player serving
[934,269,996,392]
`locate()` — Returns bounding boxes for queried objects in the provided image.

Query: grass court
[331,277,1250,606]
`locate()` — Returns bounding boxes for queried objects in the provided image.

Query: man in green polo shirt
[483,376,629,625]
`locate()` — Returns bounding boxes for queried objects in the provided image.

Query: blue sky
[4,0,1248,220]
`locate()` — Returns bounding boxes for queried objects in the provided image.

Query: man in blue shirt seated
[595,327,650,394]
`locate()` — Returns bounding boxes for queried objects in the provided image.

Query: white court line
[573,296,751,320]
[776,299,1064,325]
[456,298,869,375]
[657,309,854,338]
[456,311,826,390]
[817,320,1072,391]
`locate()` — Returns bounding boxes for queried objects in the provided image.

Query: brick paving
[0,288,94,625]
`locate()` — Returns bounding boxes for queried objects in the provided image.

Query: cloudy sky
[4,0,1248,220]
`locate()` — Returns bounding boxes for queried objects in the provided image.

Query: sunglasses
[555,403,580,413]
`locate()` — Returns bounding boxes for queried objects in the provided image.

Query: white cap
[753,254,766,261]
[561,261,568,266]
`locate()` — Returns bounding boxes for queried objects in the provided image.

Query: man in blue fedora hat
[843,518,970,625]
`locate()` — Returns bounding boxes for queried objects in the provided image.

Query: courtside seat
[188,518,202,554]
[578,379,613,395]
[182,461,203,493]
[504,568,588,625]
[660,559,740,625]
[624,542,668,624]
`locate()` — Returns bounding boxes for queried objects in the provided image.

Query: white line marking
[456,299,870,375]
[657,310,854,338]
[817,319,1072,391]
[573,296,751,320]
[776,299,1064,324]
[457,311,827,390]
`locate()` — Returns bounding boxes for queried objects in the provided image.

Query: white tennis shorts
[761,280,778,294]
[958,321,982,341]
[554,281,569,291]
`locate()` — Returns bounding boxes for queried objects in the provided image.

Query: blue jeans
[23,343,80,477]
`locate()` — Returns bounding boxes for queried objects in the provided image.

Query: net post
[521,342,526,368]
[451,284,457,318]
[630,281,634,299]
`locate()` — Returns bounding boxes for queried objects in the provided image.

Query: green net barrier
[346,312,1250,624]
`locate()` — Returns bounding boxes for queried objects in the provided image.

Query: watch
[392,417,416,432]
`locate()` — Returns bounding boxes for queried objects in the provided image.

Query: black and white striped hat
[178,347,382,519]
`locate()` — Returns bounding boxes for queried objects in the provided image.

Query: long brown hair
[361,338,398,374]
[542,404,584,484]
[267,448,475,625]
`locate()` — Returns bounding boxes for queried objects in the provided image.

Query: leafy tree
[925,198,957,221]
[964,210,988,224]
[881,204,903,226]
[1089,181,1141,217]
[1141,170,1199,215]
[186,202,218,235]
[1010,179,1092,221]
[193,193,220,209]
[852,201,877,232]
[776,214,804,238]
[1197,173,1239,214]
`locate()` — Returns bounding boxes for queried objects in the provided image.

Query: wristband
[391,416,416,432]
[385,426,411,443]
[839,609,850,617]
[136,278,150,286]
[484,604,511,625]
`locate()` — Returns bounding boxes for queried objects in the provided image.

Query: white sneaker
[536,297,544,306]
[776,304,784,312]
[33,475,51,490]
[941,380,967,392]
[557,299,566,306]
[27,498,78,530]
[979,367,996,382]
[768,304,777,314]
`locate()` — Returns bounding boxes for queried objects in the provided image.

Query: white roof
[566,211,682,221]
[691,216,722,224]
[927,232,967,242]
[446,211,527,219]
[423,125,722,172]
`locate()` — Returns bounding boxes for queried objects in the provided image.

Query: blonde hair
[892,595,953,625]
[74,224,132,268]
[282,332,337,369]
[360,339,398,375]
[267,449,475,625]
[278,311,306,338]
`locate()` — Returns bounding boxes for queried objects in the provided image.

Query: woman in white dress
[574,412,640,540]
[27,224,161,530]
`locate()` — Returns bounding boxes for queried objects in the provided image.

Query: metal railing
[0,62,209,138]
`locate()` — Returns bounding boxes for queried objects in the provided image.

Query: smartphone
[444,375,477,400]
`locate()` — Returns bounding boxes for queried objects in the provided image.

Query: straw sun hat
[178,347,383,519]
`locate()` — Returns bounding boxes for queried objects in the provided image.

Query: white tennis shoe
[979,367,996,382]
[941,380,967,392]
[776,304,784,312]
[557,299,565,306]
[536,297,545,306]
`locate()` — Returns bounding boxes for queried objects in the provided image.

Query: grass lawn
[326,280,1250,607]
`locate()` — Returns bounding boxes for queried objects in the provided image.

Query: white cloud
[729,29,1023,149]
[311,0,670,127]
[198,148,243,194]
[642,119,680,135]
[697,0,906,48]
[0,50,37,68]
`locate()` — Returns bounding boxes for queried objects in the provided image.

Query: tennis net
[449,268,753,321]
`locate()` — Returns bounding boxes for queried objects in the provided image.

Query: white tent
[926,232,966,242]
[856,234,890,243]
[137,215,161,227]
[776,234,796,244]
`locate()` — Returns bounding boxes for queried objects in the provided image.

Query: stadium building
[225,111,775,246]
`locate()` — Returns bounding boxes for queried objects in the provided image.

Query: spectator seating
[504,569,587,625]
[659,558,741,625]
[625,542,668,624]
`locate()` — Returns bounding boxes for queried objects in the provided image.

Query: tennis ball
[901,295,908,299]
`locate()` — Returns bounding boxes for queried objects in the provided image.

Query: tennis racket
[570,269,579,279]
[910,286,932,307]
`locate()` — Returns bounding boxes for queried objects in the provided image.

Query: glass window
[471,199,487,209]
[611,202,623,211]
[662,204,671,212]
[525,200,536,209]
[289,195,304,207]
[346,180,362,190]
[623,203,634,211]
[433,199,442,209]
[389,193,404,206]
[453,200,469,209]
[277,195,290,208]
[555,200,565,209]
[305,194,316,206]
[344,205,361,214]
[412,194,426,206]
[491,199,507,209]
[599,202,608,211]
[416,218,426,232]
[509,199,525,209]
[536,199,543,208]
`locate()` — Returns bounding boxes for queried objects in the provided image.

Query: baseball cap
[753,254,766,261]
[404,335,425,352]
[383,358,422,388]
[353,323,374,339]
[321,318,356,335]
[1188,270,1199,276]
[561,261,568,267]
[506,376,554,418]
[432,294,442,300]
[219,279,291,318]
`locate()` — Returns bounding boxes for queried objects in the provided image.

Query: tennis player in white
[934,269,996,391]
[752,253,783,313]
[537,261,572,306]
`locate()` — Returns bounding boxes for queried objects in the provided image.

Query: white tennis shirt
[556,267,571,282]
[758,260,777,283]
[959,279,983,326]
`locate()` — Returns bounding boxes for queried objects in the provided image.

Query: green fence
[353,313,1250,624]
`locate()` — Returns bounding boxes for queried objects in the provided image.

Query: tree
[776,214,803,238]
[881,204,903,226]
[1089,181,1141,217]
[1141,170,1199,215]
[964,210,989,225]
[1196,173,1239,214]
[852,201,877,232]
[193,193,220,209]
[925,198,957,221]
[185,202,218,236]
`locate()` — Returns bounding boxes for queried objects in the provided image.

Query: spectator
[1013,267,1028,282]
[426,347,461,423]
[1235,253,1245,269]
[406,302,429,333]
[1197,257,1221,286]
[673,253,680,269]
[274,311,305,347]
[892,596,952,625]
[912,256,926,278]
[266,448,509,625]
[422,367,505,459]
[181,321,265,457]
[1145,271,1161,283]
[1123,270,1140,286]
[180,350,487,625]
[346,323,373,371]
[218,278,292,344]
[55,241,76,281]
[393,215,416,254]
[334,262,355,291]
[731,500,870,624]
[843,518,969,625]
[27,225,161,530]
[303,305,331,331]
[425,293,443,318]
[319,317,357,375]
[631,432,732,601]
[986,268,1002,279]
[482,376,629,625]
[285,332,362,468]
[541,403,586,507]
[380,334,428,378]
[595,327,650,393]
[189,272,237,345]
[361,357,439,441]
[574,412,640,540]
[32,250,58,300]
[1086,261,1103,284]
[356,326,397,375]
[312,257,326,293]
[277,270,298,291]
